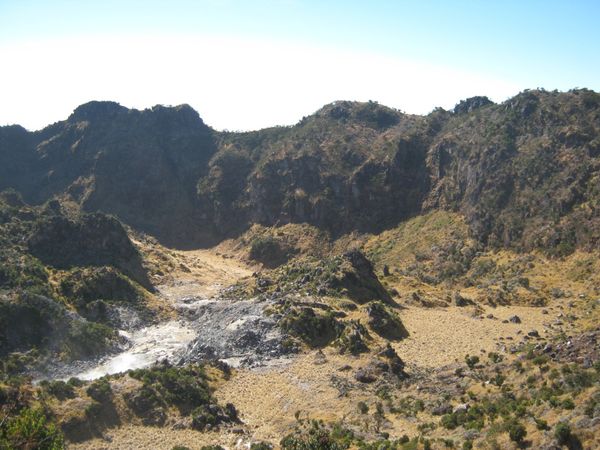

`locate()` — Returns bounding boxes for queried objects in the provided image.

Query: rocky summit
[1,89,600,450]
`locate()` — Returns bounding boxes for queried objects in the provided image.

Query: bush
[488,352,502,363]
[280,420,351,450]
[249,236,293,268]
[465,355,480,369]
[584,391,600,418]
[86,378,112,402]
[85,401,103,419]
[0,407,64,450]
[250,443,273,450]
[365,302,408,340]
[67,377,85,387]
[191,403,238,431]
[507,421,526,443]
[534,417,549,430]
[334,321,370,355]
[357,401,369,414]
[280,307,342,348]
[40,380,75,400]
[492,374,505,387]
[554,422,571,445]
[129,364,211,414]
[64,321,115,359]
[439,405,485,432]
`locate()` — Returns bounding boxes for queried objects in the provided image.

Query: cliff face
[1,101,218,248]
[1,90,600,253]
[425,90,600,254]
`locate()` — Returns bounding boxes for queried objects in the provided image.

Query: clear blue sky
[1,0,599,130]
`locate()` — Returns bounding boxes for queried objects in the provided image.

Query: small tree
[357,401,369,414]
[554,422,571,446]
[507,421,527,444]
[465,355,480,369]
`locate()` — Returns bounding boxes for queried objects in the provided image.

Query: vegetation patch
[280,307,343,348]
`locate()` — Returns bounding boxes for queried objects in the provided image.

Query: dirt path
[158,249,254,300]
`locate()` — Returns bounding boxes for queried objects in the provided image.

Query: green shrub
[85,401,103,419]
[40,380,75,400]
[248,236,293,268]
[129,364,211,414]
[250,443,273,450]
[584,391,600,417]
[488,352,502,363]
[534,417,549,430]
[67,377,84,387]
[365,302,408,340]
[465,355,480,369]
[357,401,369,414]
[441,438,454,447]
[86,378,112,402]
[507,420,526,443]
[334,321,370,355]
[0,407,64,450]
[492,374,505,387]
[440,414,458,430]
[280,307,342,348]
[280,420,351,450]
[554,422,571,445]
[64,321,115,359]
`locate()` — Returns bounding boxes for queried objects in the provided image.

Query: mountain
[1,89,599,254]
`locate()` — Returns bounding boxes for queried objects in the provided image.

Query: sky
[0,0,599,131]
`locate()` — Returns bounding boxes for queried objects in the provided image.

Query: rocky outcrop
[366,302,409,340]
[0,292,117,360]
[28,213,151,289]
[330,250,393,303]
[453,96,493,114]
[3,102,218,248]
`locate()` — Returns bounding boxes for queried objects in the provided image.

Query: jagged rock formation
[28,212,150,289]
[1,90,599,254]
[1,101,217,248]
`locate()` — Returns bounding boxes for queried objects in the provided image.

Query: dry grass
[64,214,600,449]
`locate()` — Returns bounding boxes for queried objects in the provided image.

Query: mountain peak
[148,103,206,127]
[315,100,402,129]
[69,101,127,122]
[453,96,494,114]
